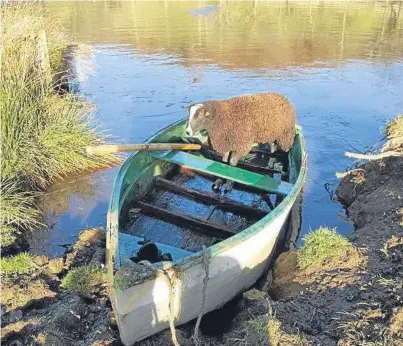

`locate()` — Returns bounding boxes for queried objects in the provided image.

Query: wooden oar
[86,143,201,155]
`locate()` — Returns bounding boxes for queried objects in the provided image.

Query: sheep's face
[185,103,210,136]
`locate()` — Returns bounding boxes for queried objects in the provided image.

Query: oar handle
[86,143,201,155]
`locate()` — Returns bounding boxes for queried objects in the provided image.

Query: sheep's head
[185,103,211,136]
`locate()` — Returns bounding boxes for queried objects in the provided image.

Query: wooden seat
[150,150,293,196]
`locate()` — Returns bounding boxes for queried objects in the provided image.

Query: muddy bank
[218,158,402,344]
[1,229,119,346]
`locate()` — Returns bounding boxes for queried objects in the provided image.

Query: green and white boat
[106,118,307,345]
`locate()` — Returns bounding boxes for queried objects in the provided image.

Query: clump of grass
[382,115,403,152]
[389,308,403,338]
[1,3,120,237]
[386,115,403,139]
[1,252,35,275]
[298,227,354,269]
[1,224,18,248]
[0,179,43,231]
[267,317,282,345]
[61,266,105,296]
[231,311,310,345]
[380,235,403,258]
[243,317,269,344]
[267,315,310,345]
[338,308,392,345]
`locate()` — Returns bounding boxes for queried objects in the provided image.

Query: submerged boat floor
[122,149,288,253]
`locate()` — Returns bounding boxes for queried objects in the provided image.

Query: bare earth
[1,229,119,346]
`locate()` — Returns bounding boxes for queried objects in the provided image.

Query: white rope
[140,261,180,346]
[140,247,210,346]
[161,267,180,346]
[164,271,180,346]
[193,246,210,345]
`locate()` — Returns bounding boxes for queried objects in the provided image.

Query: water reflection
[29,168,118,256]
[45,1,403,68]
[36,1,403,257]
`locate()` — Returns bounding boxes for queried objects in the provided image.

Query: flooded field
[34,1,403,257]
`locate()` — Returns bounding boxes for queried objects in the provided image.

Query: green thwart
[150,150,293,195]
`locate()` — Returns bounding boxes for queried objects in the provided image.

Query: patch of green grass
[267,317,282,345]
[298,227,353,269]
[1,252,35,275]
[245,318,268,344]
[61,266,105,296]
[386,115,403,139]
[1,224,18,247]
[0,180,43,232]
[0,3,121,238]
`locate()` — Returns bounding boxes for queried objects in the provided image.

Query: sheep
[185,92,296,192]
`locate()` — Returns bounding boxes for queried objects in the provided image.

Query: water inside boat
[119,145,291,255]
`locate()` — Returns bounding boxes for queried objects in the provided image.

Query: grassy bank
[0,3,120,248]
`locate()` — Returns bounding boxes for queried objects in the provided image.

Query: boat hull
[115,198,294,345]
[106,118,306,345]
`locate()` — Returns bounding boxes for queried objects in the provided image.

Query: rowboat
[106,118,307,345]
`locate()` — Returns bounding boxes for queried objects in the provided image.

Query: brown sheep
[185,92,296,192]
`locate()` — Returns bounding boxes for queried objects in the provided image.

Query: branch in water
[344,151,403,160]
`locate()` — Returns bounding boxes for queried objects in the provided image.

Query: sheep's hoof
[223,180,234,194]
[212,179,223,192]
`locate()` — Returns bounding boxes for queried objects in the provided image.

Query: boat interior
[116,133,300,266]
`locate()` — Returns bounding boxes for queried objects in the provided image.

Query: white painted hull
[114,200,294,345]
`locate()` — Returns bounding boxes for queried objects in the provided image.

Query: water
[33,1,403,257]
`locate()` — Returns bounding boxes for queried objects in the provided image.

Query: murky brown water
[33,1,403,256]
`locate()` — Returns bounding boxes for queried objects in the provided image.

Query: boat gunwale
[107,117,307,274]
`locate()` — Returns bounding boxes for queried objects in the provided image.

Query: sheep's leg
[212,151,231,191]
[229,152,240,166]
[223,152,241,193]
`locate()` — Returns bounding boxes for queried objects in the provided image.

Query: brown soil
[1,229,119,346]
